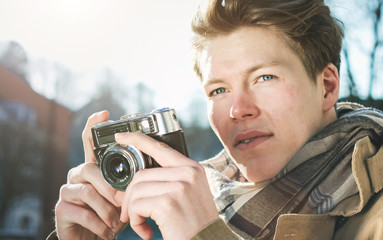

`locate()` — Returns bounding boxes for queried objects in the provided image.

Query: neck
[322,107,338,129]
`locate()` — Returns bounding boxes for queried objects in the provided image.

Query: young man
[51,0,383,239]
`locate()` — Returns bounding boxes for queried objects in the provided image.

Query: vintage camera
[92,107,188,191]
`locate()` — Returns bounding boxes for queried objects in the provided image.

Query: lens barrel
[100,144,147,191]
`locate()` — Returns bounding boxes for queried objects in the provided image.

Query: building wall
[0,64,72,238]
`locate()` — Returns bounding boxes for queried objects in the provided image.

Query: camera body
[92,107,188,191]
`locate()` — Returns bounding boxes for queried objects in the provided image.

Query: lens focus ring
[100,144,146,191]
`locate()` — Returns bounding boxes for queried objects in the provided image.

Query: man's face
[200,27,329,183]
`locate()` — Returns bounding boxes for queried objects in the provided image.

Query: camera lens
[100,144,148,191]
[110,157,129,179]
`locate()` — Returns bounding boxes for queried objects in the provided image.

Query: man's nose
[229,92,260,120]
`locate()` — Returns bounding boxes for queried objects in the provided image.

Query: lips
[234,130,273,149]
[237,137,257,144]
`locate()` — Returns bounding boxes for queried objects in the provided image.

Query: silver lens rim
[101,144,146,191]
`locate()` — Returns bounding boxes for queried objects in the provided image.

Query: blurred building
[0,64,72,239]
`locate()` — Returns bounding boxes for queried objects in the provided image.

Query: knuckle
[184,164,204,182]
[67,162,95,183]
[134,168,145,179]
[79,184,97,200]
[173,181,187,194]
[99,228,113,240]
[54,200,71,222]
[78,209,95,224]
[194,162,205,173]
[129,182,140,195]
[159,194,176,210]
[105,212,118,228]
[80,162,92,172]
[130,180,147,197]
[54,200,64,216]
[79,162,96,177]
[189,166,199,181]
[59,184,68,197]
[67,167,77,183]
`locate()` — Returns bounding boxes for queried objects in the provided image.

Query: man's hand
[55,111,126,240]
[114,132,219,240]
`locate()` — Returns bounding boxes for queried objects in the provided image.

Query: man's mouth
[237,137,257,145]
[234,131,273,149]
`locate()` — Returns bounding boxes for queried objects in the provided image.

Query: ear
[319,63,339,112]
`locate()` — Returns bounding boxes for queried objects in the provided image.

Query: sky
[0,0,380,118]
[0,0,205,119]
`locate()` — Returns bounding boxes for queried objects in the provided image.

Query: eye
[210,87,227,96]
[258,75,276,82]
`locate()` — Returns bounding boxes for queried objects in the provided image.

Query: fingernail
[114,132,128,140]
[96,110,106,117]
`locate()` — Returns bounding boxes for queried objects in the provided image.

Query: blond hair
[192,0,344,82]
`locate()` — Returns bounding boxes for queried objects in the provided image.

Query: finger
[120,181,189,222]
[114,166,203,205]
[68,162,120,207]
[82,110,110,163]
[128,197,163,240]
[56,200,116,240]
[60,183,122,230]
[130,220,153,240]
[115,132,194,167]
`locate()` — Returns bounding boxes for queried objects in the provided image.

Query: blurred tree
[95,68,126,104]
[182,89,223,162]
[185,125,223,162]
[0,41,28,79]
[135,82,155,113]
[330,0,383,107]
[29,58,81,109]
[94,67,155,114]
[183,89,210,128]
[364,0,382,99]
[52,63,78,108]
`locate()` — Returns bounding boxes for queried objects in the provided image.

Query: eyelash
[210,87,227,96]
[209,75,276,96]
[257,74,276,82]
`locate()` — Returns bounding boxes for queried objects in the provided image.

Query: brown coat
[192,136,383,240]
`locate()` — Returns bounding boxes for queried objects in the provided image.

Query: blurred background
[0,0,382,239]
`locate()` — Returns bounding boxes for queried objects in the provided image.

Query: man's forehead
[200,45,302,83]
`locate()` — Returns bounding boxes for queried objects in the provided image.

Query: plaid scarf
[202,102,383,239]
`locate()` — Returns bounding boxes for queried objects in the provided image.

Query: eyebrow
[203,60,281,87]
[202,78,224,87]
[245,61,280,75]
